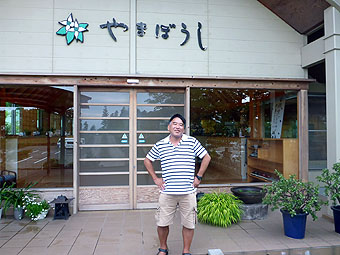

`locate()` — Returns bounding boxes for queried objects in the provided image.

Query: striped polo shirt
[146,134,208,195]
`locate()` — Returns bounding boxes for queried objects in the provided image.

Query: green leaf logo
[56,13,89,45]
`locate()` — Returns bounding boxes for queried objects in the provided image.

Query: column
[324,7,340,169]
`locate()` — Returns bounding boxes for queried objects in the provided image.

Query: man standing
[144,114,211,255]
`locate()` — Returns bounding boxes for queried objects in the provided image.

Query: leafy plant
[316,162,340,206]
[0,183,10,208]
[263,170,323,220]
[25,198,50,221]
[197,192,243,227]
[3,183,39,213]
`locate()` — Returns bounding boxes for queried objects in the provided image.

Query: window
[190,88,298,184]
[0,86,74,188]
[307,61,326,185]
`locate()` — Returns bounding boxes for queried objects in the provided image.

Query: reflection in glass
[308,92,327,170]
[309,131,327,161]
[137,174,161,185]
[191,89,250,137]
[137,92,184,104]
[307,63,327,187]
[262,91,298,138]
[80,175,129,186]
[0,86,74,188]
[137,106,184,118]
[80,119,129,131]
[309,95,326,130]
[137,159,161,172]
[137,147,153,158]
[80,133,129,145]
[80,92,129,104]
[80,147,129,159]
[81,106,129,117]
[80,161,129,172]
[137,120,168,131]
[191,88,298,184]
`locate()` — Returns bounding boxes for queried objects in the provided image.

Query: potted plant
[25,198,50,221]
[0,183,10,219]
[316,162,340,234]
[263,170,323,239]
[3,183,38,220]
[197,192,243,227]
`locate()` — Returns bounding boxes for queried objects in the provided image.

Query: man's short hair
[169,114,186,126]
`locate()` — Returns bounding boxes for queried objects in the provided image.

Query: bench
[0,170,17,187]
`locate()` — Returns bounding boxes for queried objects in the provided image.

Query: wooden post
[256,100,263,138]
[73,85,79,214]
[0,93,6,172]
[298,90,309,181]
[249,90,255,138]
[60,114,66,181]
[47,113,51,176]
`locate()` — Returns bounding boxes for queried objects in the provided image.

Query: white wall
[0,0,305,78]
[0,1,54,72]
[136,0,209,75]
[53,0,130,74]
[208,0,304,78]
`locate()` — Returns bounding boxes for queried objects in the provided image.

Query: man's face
[168,117,185,139]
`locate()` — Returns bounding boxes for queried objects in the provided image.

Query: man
[144,114,211,255]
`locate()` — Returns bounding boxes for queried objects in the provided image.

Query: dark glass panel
[137,92,184,104]
[80,174,129,186]
[80,119,128,131]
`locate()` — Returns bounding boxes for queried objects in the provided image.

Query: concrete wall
[0,0,305,78]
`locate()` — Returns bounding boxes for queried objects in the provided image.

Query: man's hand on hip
[154,177,165,190]
[193,177,201,188]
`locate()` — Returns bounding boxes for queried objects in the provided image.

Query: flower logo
[56,13,89,45]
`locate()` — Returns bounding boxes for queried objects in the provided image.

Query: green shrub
[197,192,243,227]
[263,170,323,220]
[316,162,340,206]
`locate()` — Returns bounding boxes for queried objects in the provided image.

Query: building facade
[0,0,338,214]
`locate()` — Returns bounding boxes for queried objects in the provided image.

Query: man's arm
[144,157,165,190]
[193,153,211,188]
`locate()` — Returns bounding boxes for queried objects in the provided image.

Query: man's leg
[157,226,169,254]
[182,226,194,254]
[179,193,197,254]
[156,193,177,254]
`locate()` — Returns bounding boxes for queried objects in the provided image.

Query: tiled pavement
[0,209,340,255]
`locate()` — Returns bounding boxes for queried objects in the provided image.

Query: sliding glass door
[78,88,185,210]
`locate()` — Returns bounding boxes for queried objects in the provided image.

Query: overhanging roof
[0,86,73,114]
[258,0,330,34]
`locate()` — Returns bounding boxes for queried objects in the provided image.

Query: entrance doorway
[78,88,186,210]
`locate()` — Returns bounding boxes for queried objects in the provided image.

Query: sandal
[157,248,168,255]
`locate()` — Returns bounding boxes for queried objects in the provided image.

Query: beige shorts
[155,192,197,229]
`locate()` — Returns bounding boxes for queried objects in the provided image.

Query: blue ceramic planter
[332,205,340,234]
[280,209,308,239]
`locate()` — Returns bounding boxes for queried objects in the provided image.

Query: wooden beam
[0,74,311,90]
